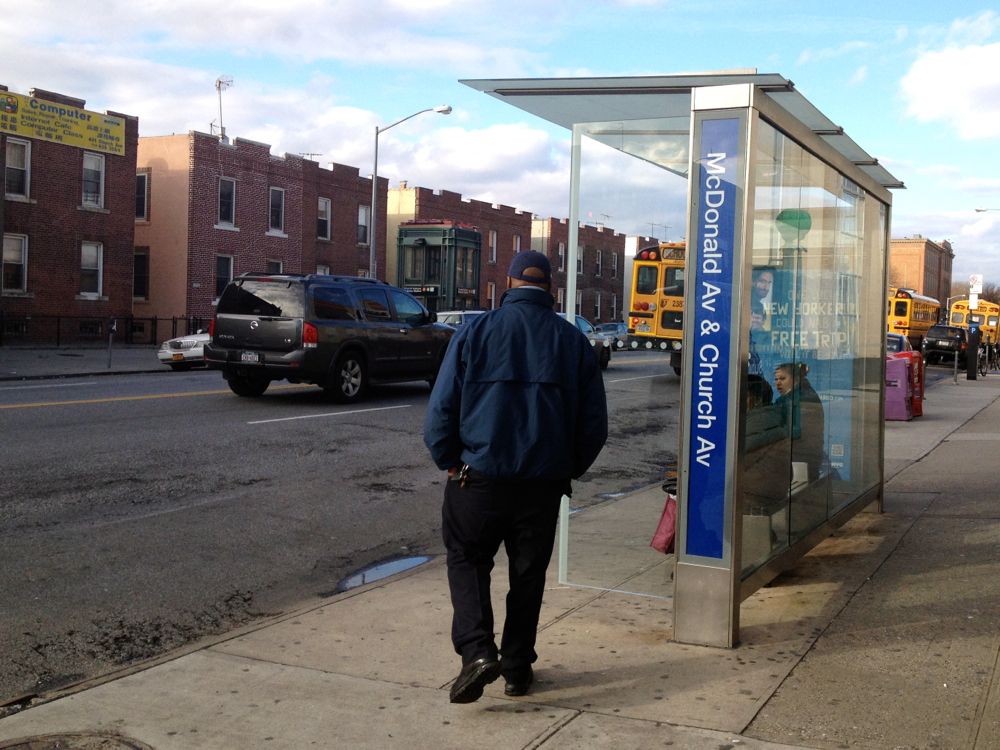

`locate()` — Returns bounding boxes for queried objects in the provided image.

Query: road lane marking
[0,381,101,391]
[248,404,412,424]
[0,383,310,409]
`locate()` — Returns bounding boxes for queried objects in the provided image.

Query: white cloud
[848,65,868,86]
[900,41,1000,140]
[0,1,548,75]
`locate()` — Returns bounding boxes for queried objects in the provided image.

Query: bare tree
[949,281,1000,305]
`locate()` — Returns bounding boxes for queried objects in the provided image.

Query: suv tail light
[303,321,319,349]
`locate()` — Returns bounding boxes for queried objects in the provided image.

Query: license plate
[240,351,261,363]
[171,353,184,361]
[637,323,651,333]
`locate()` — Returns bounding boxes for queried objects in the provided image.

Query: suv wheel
[328,351,366,403]
[227,373,269,397]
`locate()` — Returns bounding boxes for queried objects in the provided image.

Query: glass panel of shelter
[560,110,888,599]
[560,120,689,600]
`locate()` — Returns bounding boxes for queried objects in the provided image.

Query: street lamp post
[369,105,451,280]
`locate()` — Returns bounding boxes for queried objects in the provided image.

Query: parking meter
[107,318,118,369]
[967,327,980,380]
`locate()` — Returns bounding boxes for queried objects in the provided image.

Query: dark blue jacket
[423,286,608,481]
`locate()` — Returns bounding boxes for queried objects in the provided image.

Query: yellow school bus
[886,287,941,348]
[949,298,1000,344]
[626,242,685,374]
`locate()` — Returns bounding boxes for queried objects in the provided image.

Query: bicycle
[978,344,989,378]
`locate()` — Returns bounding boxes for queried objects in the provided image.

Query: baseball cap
[507,251,552,284]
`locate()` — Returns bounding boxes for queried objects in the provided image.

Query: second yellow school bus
[949,298,1000,344]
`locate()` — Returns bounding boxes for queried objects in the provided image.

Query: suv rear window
[927,325,964,339]
[218,280,305,317]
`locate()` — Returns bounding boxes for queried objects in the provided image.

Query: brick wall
[140,132,375,319]
[409,186,532,305]
[1,86,138,329]
[532,217,627,323]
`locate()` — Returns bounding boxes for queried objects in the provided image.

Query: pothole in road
[331,555,432,595]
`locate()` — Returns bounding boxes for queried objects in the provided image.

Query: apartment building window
[82,152,105,208]
[135,173,149,220]
[558,242,566,271]
[612,252,618,278]
[316,264,330,275]
[576,246,584,275]
[268,187,285,233]
[266,260,283,274]
[595,250,602,277]
[3,234,28,293]
[80,241,103,297]
[215,255,233,298]
[594,292,602,320]
[133,249,149,300]
[612,293,618,320]
[488,230,497,264]
[218,177,236,226]
[5,139,29,198]
[513,234,521,254]
[358,204,370,244]
[487,281,496,309]
[317,197,331,240]
[575,290,582,315]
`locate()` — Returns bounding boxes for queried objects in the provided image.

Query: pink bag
[650,493,677,554]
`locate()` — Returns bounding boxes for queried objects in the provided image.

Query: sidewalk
[0,346,162,381]
[1,359,999,748]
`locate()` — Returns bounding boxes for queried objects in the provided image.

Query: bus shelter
[462,72,902,647]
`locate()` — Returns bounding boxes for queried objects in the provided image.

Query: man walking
[424,250,608,704]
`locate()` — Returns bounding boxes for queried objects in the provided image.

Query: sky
[3,0,999,286]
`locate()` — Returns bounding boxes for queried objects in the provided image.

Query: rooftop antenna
[215,75,233,143]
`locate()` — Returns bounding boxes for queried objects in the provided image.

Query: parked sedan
[885,332,913,354]
[575,316,613,370]
[158,331,211,370]
[437,310,487,328]
[596,321,628,349]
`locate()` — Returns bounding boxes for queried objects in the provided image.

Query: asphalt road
[0,351,681,708]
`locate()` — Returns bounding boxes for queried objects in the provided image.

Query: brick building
[531,217,627,323]
[1,86,138,343]
[387,183,532,311]
[387,183,627,323]
[888,235,954,304]
[135,132,377,324]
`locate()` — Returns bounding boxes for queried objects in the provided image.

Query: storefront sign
[685,117,740,560]
[0,91,125,156]
[404,285,439,295]
[457,287,477,296]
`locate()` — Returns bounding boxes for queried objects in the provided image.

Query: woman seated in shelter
[773,362,826,483]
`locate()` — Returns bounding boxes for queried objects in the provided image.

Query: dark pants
[442,471,565,678]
